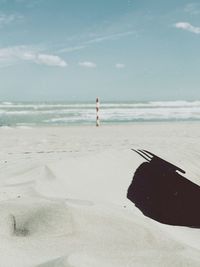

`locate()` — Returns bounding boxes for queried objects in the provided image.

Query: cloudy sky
[0,0,200,101]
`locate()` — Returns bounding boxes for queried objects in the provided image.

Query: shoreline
[1,119,200,128]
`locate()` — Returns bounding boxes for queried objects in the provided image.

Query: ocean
[0,100,200,126]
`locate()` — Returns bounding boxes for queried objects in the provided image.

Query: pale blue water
[0,100,200,126]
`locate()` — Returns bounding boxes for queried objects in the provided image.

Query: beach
[0,122,200,266]
[1,0,200,265]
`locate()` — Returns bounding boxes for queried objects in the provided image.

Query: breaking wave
[0,100,200,126]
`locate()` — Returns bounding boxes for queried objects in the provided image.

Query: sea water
[0,100,200,126]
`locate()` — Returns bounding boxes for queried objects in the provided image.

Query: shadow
[127,149,200,228]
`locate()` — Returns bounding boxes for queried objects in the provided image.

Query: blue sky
[0,0,200,101]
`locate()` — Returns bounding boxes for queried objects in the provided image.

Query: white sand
[0,123,200,266]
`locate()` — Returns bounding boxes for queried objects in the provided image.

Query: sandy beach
[0,122,200,266]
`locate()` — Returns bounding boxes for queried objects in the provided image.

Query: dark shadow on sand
[127,150,200,228]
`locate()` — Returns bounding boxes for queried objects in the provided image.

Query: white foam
[1,100,200,126]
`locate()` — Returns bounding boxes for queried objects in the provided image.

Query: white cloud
[22,52,36,60]
[0,13,23,27]
[0,46,28,61]
[58,45,87,54]
[115,63,125,69]
[78,61,96,68]
[58,31,136,55]
[36,54,67,67]
[0,46,67,67]
[86,31,135,45]
[175,22,200,34]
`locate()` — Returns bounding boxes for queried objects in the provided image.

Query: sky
[0,0,200,101]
